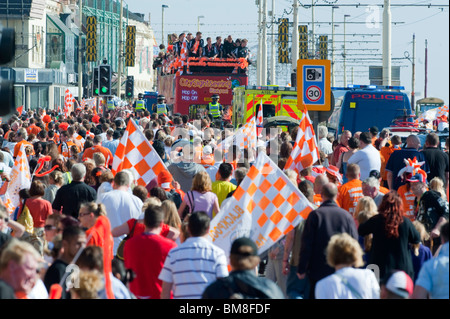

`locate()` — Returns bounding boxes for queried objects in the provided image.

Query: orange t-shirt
[26,124,41,137]
[13,140,34,158]
[379,186,389,194]
[58,141,78,159]
[337,179,363,216]
[313,194,323,207]
[82,145,113,166]
[397,184,416,221]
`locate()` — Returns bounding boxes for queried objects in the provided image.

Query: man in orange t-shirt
[82,135,113,167]
[379,135,402,187]
[397,182,416,221]
[13,128,34,158]
[337,163,363,216]
[58,131,79,160]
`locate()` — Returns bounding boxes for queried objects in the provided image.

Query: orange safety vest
[397,184,416,221]
[337,179,364,216]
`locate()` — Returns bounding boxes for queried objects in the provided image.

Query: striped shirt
[158,236,229,299]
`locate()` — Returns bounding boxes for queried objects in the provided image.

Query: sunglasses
[44,225,58,231]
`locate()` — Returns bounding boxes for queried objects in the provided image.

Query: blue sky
[125,0,449,104]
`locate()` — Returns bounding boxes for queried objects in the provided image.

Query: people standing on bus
[206,94,223,122]
[223,35,235,58]
[189,32,204,58]
[213,36,223,59]
[203,37,215,58]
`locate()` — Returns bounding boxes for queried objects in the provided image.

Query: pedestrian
[421,133,449,188]
[69,270,103,299]
[379,135,402,187]
[177,171,219,220]
[159,211,229,299]
[297,182,359,299]
[380,270,414,299]
[385,134,429,191]
[347,132,381,181]
[361,176,385,207]
[369,126,379,146]
[202,237,285,299]
[97,171,143,255]
[336,136,359,184]
[412,221,449,299]
[409,173,449,254]
[160,200,182,231]
[331,130,351,166]
[429,177,447,201]
[312,174,329,206]
[0,203,25,248]
[52,163,97,218]
[43,226,86,299]
[337,163,364,217]
[42,170,64,204]
[410,220,433,283]
[358,191,421,280]
[212,163,236,209]
[315,233,380,299]
[317,126,333,165]
[0,238,42,299]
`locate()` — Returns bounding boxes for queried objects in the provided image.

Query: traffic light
[319,35,328,60]
[278,18,289,64]
[92,67,99,96]
[125,25,136,67]
[86,16,97,62]
[98,64,112,96]
[125,75,134,99]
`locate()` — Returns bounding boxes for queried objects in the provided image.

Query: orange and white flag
[208,152,315,256]
[256,100,263,137]
[284,106,319,173]
[73,132,85,149]
[176,39,188,76]
[111,119,169,186]
[64,89,74,117]
[2,144,32,214]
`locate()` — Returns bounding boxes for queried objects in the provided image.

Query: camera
[306,68,322,81]
[0,23,16,116]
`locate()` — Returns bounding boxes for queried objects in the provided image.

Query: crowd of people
[0,104,448,300]
[153,32,250,75]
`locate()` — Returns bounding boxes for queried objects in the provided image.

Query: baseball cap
[203,145,213,155]
[406,173,426,183]
[230,237,258,257]
[369,170,381,179]
[385,271,414,299]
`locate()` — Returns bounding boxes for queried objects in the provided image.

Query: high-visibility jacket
[58,141,78,160]
[135,100,145,110]
[156,104,168,114]
[337,179,364,217]
[107,100,115,110]
[208,102,221,118]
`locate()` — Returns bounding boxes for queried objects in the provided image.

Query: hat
[369,170,381,179]
[211,94,219,99]
[92,115,100,124]
[203,145,213,155]
[369,126,379,135]
[59,122,69,131]
[406,173,426,183]
[113,130,121,140]
[325,165,343,184]
[158,170,173,189]
[43,115,52,123]
[385,271,414,299]
[230,237,258,257]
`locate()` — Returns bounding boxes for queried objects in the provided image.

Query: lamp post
[343,14,350,87]
[331,5,339,87]
[197,15,205,32]
[162,5,169,47]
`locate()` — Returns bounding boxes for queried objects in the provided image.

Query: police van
[329,85,413,137]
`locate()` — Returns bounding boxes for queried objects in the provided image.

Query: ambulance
[232,85,301,128]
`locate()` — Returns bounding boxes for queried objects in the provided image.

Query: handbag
[116,219,138,261]
[181,191,195,220]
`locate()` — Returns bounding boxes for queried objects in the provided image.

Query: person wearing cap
[159,212,229,299]
[380,270,414,299]
[200,145,215,168]
[347,132,381,181]
[157,170,185,209]
[202,237,285,299]
[369,126,379,146]
[412,221,449,299]
[206,94,223,122]
[134,93,146,114]
[153,95,169,116]
[409,173,449,254]
[358,191,421,281]
[297,183,358,299]
[315,233,380,299]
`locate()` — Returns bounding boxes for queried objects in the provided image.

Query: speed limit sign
[306,85,322,102]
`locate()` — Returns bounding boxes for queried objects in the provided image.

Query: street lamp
[197,15,205,32]
[343,14,350,87]
[331,5,339,87]
[162,4,169,47]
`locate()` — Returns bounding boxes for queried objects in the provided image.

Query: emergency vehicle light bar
[246,85,296,91]
[331,85,405,91]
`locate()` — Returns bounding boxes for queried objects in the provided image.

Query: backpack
[165,189,182,209]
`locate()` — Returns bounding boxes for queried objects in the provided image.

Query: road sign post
[297,59,331,111]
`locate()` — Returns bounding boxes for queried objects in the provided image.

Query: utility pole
[78,0,83,99]
[424,39,428,98]
[411,33,416,111]
[257,0,262,85]
[117,0,123,99]
[270,0,276,85]
[382,0,392,86]
[344,14,350,87]
[262,0,268,85]
[311,0,315,58]
[291,0,299,79]
[331,5,338,87]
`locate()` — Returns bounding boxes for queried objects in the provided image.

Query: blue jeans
[286,265,310,299]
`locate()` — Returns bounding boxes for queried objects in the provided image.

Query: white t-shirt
[318,137,333,155]
[98,189,143,254]
[315,267,380,299]
[347,144,381,180]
